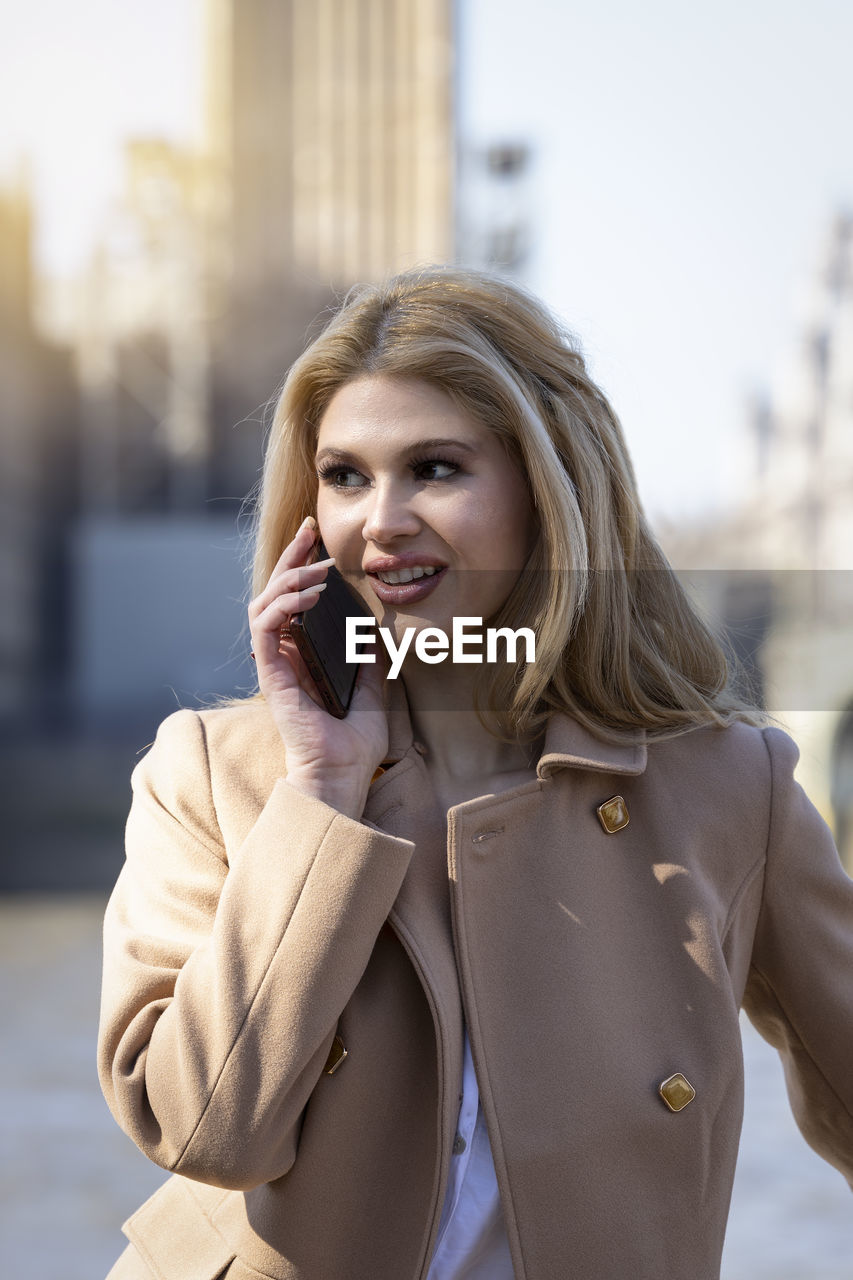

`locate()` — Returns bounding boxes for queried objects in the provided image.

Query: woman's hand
[248,517,389,819]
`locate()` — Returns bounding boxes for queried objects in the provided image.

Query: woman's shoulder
[149,697,277,747]
[143,698,285,791]
[641,720,821,869]
[646,716,799,794]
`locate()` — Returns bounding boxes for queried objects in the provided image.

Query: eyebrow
[315,437,479,464]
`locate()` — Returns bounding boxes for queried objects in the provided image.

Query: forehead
[316,376,487,451]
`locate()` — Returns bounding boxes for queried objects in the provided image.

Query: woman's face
[314,376,537,643]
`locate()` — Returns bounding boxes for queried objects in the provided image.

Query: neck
[400,658,536,780]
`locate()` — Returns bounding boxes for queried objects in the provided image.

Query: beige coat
[98,694,853,1280]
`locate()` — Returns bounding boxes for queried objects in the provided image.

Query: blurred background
[1,1,853,1275]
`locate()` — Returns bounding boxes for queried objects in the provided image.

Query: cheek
[466,489,536,571]
[500,478,537,566]
[316,497,360,560]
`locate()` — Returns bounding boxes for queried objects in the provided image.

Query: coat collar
[537,713,647,778]
[380,680,647,777]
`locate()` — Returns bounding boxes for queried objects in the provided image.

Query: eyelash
[316,456,461,489]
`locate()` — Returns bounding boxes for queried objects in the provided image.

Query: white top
[426,1031,515,1279]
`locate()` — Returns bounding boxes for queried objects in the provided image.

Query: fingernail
[311,582,327,592]
[301,515,317,531]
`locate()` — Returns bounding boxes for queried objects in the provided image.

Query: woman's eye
[319,466,366,489]
[414,459,458,481]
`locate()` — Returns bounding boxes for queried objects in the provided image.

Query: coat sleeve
[741,726,853,1185]
[97,708,415,1191]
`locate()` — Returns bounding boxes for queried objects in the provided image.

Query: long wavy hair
[251,265,761,741]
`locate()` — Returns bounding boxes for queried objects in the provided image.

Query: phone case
[290,552,374,718]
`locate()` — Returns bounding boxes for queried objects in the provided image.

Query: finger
[250,556,336,617]
[250,583,327,661]
[257,516,320,592]
[253,581,327,633]
[249,550,335,618]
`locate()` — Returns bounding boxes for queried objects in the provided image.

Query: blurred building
[76,140,212,515]
[663,211,853,864]
[709,210,853,574]
[206,0,454,288]
[204,0,455,497]
[0,173,78,727]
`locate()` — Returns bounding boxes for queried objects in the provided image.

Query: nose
[361,477,421,545]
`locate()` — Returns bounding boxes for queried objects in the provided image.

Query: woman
[99,267,853,1280]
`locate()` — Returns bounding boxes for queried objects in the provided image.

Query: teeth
[377,566,439,584]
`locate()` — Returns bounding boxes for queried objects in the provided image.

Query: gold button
[658,1072,695,1112]
[324,1035,348,1075]
[596,795,629,833]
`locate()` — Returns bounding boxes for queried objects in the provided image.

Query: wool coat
[98,693,853,1280]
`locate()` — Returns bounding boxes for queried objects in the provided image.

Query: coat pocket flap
[124,1176,235,1280]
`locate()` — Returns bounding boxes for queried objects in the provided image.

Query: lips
[364,557,448,606]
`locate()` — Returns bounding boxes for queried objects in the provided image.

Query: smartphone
[289,541,375,718]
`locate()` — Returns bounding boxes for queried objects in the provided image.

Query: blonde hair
[252,265,761,741]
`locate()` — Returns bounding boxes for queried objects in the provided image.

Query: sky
[1,0,852,523]
[459,0,853,521]
[0,0,202,267]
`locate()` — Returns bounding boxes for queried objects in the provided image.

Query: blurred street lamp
[457,139,533,275]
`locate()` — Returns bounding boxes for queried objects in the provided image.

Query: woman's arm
[742,726,853,1184]
[97,707,414,1191]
